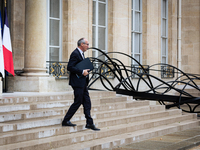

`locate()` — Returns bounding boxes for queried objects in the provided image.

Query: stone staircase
[0,91,199,150]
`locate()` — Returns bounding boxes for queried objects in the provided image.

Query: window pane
[162,38,166,55]
[135,12,140,31]
[98,27,105,50]
[134,33,140,53]
[93,1,96,24]
[135,54,140,63]
[131,33,134,49]
[92,0,107,58]
[162,0,166,18]
[162,19,166,36]
[50,0,60,18]
[135,0,140,11]
[50,19,60,46]
[131,10,133,31]
[92,26,96,47]
[99,54,106,62]
[98,3,106,26]
[93,51,105,61]
[92,50,96,58]
[132,0,133,9]
[162,57,166,64]
[49,47,59,61]
[161,0,168,65]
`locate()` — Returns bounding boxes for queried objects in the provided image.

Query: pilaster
[111,0,130,66]
[65,0,92,59]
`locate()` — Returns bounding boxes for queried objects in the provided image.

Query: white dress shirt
[77,47,85,59]
[77,48,85,75]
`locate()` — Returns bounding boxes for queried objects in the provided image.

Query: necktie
[82,53,85,59]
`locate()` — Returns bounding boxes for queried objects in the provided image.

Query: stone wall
[5,0,200,92]
[181,0,200,74]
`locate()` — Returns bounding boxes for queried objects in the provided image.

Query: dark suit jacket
[67,48,89,87]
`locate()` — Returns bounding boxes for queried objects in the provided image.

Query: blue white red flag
[3,7,14,76]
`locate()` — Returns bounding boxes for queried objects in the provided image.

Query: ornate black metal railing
[46,61,69,78]
[92,62,115,79]
[87,47,200,113]
[46,60,115,79]
[131,65,149,78]
[161,65,174,78]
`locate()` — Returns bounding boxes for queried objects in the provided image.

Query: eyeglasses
[84,43,89,46]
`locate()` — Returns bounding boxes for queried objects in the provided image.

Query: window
[161,0,168,64]
[92,0,107,61]
[131,0,142,64]
[47,0,62,62]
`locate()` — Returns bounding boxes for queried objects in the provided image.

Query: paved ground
[111,119,200,150]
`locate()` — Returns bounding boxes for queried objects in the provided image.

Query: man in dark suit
[62,38,100,131]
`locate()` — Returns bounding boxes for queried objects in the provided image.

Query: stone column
[22,0,48,76]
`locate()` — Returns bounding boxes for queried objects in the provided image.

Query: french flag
[3,7,14,76]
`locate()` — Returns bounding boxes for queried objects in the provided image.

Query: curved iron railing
[88,47,200,113]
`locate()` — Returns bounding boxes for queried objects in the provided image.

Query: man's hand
[83,69,90,76]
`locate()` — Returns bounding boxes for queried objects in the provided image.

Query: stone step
[0,104,164,133]
[0,93,73,106]
[174,87,200,97]
[0,100,149,123]
[174,92,200,97]
[0,99,74,113]
[0,96,127,113]
[69,105,165,123]
[0,91,116,105]
[0,113,197,149]
[183,88,200,93]
[0,109,183,145]
[186,92,200,97]
[100,96,127,103]
[56,120,200,150]
[0,107,65,123]
[89,91,116,98]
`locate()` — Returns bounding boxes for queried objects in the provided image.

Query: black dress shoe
[85,124,100,131]
[62,120,76,126]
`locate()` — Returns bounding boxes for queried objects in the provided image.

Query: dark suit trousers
[63,85,94,125]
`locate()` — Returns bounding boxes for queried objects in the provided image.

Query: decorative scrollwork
[131,65,149,78]
[161,65,174,78]
[46,61,69,78]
